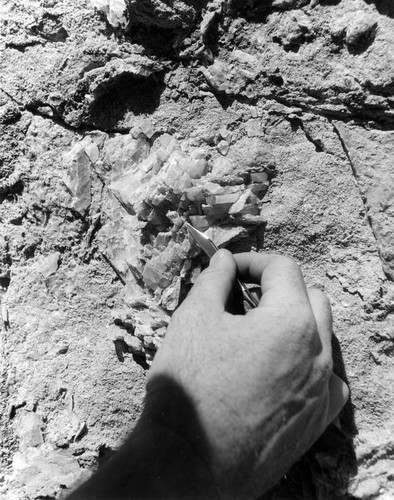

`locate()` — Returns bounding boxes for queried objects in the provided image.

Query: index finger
[234,252,310,311]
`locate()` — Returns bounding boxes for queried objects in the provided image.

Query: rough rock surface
[0,0,394,498]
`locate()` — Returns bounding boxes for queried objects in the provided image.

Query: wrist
[141,378,221,499]
[67,380,220,500]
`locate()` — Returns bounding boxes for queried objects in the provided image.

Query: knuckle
[317,350,333,377]
[288,309,321,349]
[296,309,316,334]
[325,355,334,373]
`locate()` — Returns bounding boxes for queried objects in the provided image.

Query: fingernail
[210,249,227,265]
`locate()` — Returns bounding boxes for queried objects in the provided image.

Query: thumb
[187,249,237,313]
[326,373,349,424]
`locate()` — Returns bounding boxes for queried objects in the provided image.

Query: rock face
[0,0,394,498]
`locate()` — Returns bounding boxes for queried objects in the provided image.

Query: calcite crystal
[63,143,92,216]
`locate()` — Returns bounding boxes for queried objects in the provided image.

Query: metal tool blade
[185,222,260,310]
[184,222,218,258]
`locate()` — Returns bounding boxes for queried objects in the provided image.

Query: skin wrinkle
[192,353,329,490]
[246,391,330,497]
[213,385,330,498]
[248,302,318,346]
[218,316,317,400]
[242,326,317,375]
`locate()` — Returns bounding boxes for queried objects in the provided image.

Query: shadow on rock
[319,0,342,5]
[86,72,165,131]
[346,29,377,55]
[364,0,394,18]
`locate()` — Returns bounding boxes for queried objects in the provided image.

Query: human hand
[146,250,349,499]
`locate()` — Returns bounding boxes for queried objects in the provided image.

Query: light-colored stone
[15,411,43,451]
[37,252,60,278]
[346,12,377,46]
[348,478,381,499]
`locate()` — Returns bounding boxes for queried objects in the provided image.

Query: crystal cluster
[104,126,270,306]
[63,122,273,360]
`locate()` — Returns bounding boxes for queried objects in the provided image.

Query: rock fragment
[205,226,249,248]
[32,11,69,41]
[200,60,247,95]
[2,303,9,331]
[331,11,378,47]
[345,12,377,46]
[0,102,21,125]
[84,142,99,164]
[61,51,162,127]
[90,0,127,28]
[271,0,310,8]
[109,307,169,360]
[200,10,218,45]
[231,49,258,67]
[123,334,144,354]
[228,189,260,216]
[95,0,204,29]
[348,477,381,499]
[161,276,181,311]
[15,411,43,451]
[217,140,230,156]
[142,261,172,291]
[272,10,312,50]
[188,215,210,230]
[37,252,60,279]
[63,145,91,216]
[139,118,155,139]
[11,443,89,499]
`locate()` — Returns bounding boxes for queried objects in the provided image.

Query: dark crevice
[330,121,382,265]
[97,445,116,468]
[205,80,394,131]
[204,81,394,143]
[100,253,126,285]
[343,287,364,300]
[326,272,364,300]
[4,79,394,136]
[132,352,150,370]
[113,338,128,362]
[364,0,394,18]
[0,179,24,202]
[286,116,324,152]
[86,72,165,130]
[330,121,365,200]
[0,274,10,290]
[0,87,22,107]
[0,87,131,136]
[24,103,130,136]
[2,71,166,134]
[269,92,394,131]
[5,40,44,52]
